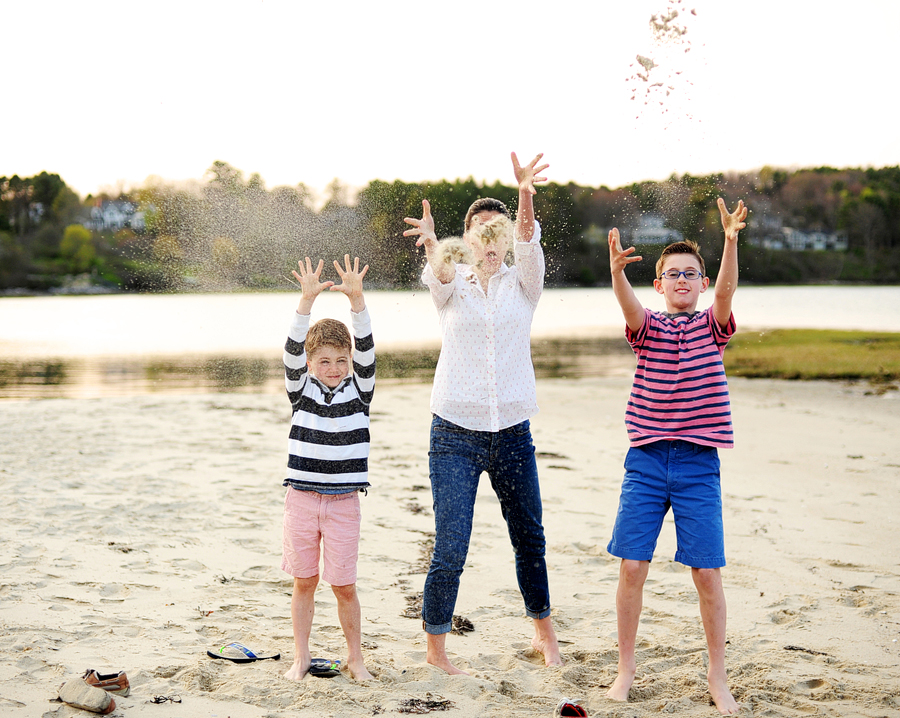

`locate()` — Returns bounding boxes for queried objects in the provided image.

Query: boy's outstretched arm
[512,152,549,242]
[609,228,645,333]
[330,254,369,313]
[292,257,334,315]
[712,198,747,328]
[404,200,453,284]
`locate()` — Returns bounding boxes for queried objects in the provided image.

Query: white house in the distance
[748,214,848,251]
[631,214,685,245]
[84,200,146,232]
[582,213,684,247]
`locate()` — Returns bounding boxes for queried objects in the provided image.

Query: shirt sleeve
[626,308,653,353]
[351,307,375,405]
[707,308,736,349]
[422,263,456,310]
[284,312,311,407]
[513,219,545,308]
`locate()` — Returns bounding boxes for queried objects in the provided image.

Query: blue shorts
[607,440,725,569]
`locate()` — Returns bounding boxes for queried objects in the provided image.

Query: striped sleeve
[351,307,375,406]
[284,312,311,410]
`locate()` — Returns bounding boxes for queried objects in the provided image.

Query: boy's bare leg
[692,568,740,715]
[331,583,374,680]
[607,559,650,701]
[426,631,469,675]
[285,576,318,680]
[532,615,563,666]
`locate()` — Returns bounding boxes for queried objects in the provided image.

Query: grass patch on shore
[726,329,900,383]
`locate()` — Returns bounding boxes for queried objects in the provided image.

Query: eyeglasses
[658,269,703,280]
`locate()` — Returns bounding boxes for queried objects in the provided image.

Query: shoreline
[1,377,898,716]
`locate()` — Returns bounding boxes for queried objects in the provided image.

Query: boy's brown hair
[306,318,352,358]
[464,197,511,232]
[655,239,706,279]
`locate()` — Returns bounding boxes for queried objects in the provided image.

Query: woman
[403,152,562,674]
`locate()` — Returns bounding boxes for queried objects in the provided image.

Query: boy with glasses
[604,198,748,715]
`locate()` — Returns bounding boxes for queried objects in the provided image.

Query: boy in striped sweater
[605,199,748,715]
[282,255,375,682]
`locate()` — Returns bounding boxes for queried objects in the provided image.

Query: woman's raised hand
[403,199,438,249]
[512,152,549,195]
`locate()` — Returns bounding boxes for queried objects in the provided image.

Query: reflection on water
[0,338,636,400]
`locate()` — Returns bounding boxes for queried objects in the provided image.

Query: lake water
[1,286,898,399]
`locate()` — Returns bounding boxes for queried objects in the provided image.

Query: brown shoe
[58,679,116,714]
[83,669,130,696]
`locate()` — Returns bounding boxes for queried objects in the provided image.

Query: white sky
[4,0,899,200]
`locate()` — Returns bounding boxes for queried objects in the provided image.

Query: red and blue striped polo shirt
[625,307,736,449]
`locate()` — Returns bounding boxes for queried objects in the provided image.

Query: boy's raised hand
[512,152,549,195]
[292,257,333,315]
[292,257,334,298]
[718,198,748,243]
[331,254,368,312]
[403,200,438,250]
[608,228,642,275]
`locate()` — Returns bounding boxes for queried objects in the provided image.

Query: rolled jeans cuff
[423,619,453,636]
[526,605,552,621]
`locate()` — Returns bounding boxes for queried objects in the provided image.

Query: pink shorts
[281,488,361,586]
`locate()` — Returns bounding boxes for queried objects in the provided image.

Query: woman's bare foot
[532,617,563,667]
[709,673,740,715]
[605,669,635,702]
[425,633,470,675]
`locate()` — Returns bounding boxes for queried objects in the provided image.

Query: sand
[1,376,898,717]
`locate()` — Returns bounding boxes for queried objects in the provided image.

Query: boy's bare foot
[532,617,563,667]
[605,669,635,702]
[709,673,740,715]
[284,657,310,681]
[347,658,374,681]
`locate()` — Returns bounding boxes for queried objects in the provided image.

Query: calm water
[1,286,898,399]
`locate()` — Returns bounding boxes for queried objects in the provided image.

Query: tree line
[2,161,898,293]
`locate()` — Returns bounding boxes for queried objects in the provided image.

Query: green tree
[60,224,96,273]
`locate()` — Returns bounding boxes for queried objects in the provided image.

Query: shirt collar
[462,263,509,285]
[310,375,352,404]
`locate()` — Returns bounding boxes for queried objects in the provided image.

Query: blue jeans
[422,415,551,634]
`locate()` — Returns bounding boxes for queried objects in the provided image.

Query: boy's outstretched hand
[718,198,748,243]
[512,152,549,195]
[608,228,642,275]
[293,257,334,315]
[331,254,369,312]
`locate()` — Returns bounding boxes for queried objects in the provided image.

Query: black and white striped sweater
[283,308,375,493]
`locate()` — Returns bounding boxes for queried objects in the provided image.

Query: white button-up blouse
[421,222,544,432]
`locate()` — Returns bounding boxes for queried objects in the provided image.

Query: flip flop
[308,658,341,678]
[207,642,281,663]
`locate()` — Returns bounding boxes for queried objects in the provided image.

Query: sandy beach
[2,376,899,717]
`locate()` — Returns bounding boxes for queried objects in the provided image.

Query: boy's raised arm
[292,257,334,315]
[330,254,369,313]
[609,228,645,332]
[404,200,453,284]
[511,152,549,242]
[712,198,747,328]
